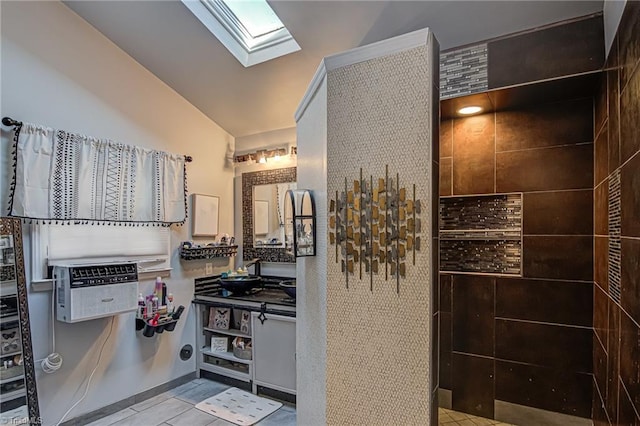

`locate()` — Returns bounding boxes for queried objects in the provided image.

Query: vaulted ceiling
[65,1,603,138]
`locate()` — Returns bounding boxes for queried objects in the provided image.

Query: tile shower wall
[439,96,595,419]
[592,2,640,425]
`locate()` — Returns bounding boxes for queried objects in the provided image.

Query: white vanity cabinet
[251,313,296,395]
[193,295,296,397]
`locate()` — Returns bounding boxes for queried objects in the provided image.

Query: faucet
[244,258,261,276]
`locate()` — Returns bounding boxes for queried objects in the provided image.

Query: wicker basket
[233,346,252,360]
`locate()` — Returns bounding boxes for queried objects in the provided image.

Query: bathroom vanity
[192,276,296,397]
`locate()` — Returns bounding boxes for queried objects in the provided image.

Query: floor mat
[195,387,283,425]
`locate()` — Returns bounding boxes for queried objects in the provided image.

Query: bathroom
[0,1,638,426]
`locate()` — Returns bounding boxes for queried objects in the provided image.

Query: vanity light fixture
[457,105,483,115]
[233,147,292,164]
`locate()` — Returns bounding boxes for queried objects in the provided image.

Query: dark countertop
[192,275,296,316]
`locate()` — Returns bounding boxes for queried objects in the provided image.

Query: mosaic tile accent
[440,194,522,231]
[608,170,621,303]
[325,41,437,425]
[440,44,488,99]
[242,167,296,263]
[440,240,522,275]
[440,194,522,275]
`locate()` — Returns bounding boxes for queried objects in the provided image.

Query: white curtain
[9,123,186,225]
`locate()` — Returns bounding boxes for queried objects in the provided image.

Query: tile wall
[439,97,595,418]
[325,39,439,425]
[592,2,640,425]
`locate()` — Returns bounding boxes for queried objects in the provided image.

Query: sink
[279,280,296,299]
[219,275,262,294]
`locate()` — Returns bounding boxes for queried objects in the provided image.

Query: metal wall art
[328,166,422,293]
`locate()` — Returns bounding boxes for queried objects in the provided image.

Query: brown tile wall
[593,2,640,424]
[487,15,604,89]
[440,93,595,419]
[440,51,598,422]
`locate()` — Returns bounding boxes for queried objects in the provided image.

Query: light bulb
[458,106,483,115]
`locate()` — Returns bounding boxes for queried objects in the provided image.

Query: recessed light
[458,106,483,115]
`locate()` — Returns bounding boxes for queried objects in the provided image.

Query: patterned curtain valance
[8,122,187,226]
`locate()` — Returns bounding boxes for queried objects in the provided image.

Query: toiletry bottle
[161,282,167,306]
[146,297,154,318]
[167,293,174,313]
[137,293,145,319]
[155,276,162,297]
[152,295,159,312]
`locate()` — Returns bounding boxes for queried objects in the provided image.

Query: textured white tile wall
[324,41,437,425]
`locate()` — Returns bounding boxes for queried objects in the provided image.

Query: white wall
[0,2,235,424]
[295,78,328,426]
[604,0,627,56]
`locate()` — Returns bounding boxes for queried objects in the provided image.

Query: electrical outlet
[205,263,213,275]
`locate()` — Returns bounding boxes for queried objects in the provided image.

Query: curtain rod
[2,116,192,163]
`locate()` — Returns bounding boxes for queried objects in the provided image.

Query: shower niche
[440,193,522,275]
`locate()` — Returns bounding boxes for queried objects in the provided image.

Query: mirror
[284,190,316,257]
[0,218,40,424]
[242,167,296,263]
[252,182,297,247]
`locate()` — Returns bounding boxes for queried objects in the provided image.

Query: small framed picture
[211,337,228,352]
[192,194,220,237]
[208,307,230,330]
[240,311,251,334]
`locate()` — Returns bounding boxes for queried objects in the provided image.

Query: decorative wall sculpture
[328,166,422,293]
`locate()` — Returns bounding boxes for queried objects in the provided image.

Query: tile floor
[438,408,514,426]
[84,378,510,426]
[85,378,296,426]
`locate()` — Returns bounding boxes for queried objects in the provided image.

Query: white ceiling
[64,0,603,138]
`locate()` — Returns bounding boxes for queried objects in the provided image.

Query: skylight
[223,0,284,38]
[182,0,301,67]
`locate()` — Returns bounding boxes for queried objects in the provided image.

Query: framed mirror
[284,189,316,257]
[252,182,297,247]
[242,167,296,263]
[0,218,40,424]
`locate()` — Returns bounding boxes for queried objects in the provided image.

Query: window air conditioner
[54,263,138,323]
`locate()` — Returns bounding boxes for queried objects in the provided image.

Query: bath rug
[195,387,282,425]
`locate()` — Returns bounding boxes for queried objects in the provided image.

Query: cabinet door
[251,313,296,394]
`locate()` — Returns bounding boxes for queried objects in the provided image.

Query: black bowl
[279,281,296,299]
[219,275,262,294]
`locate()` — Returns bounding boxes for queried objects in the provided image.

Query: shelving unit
[180,245,238,260]
[0,242,26,409]
[1,386,26,401]
[0,373,25,385]
[203,327,250,338]
[198,309,253,383]
[202,348,252,364]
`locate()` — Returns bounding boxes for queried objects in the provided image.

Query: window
[181,0,301,67]
[31,224,172,284]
